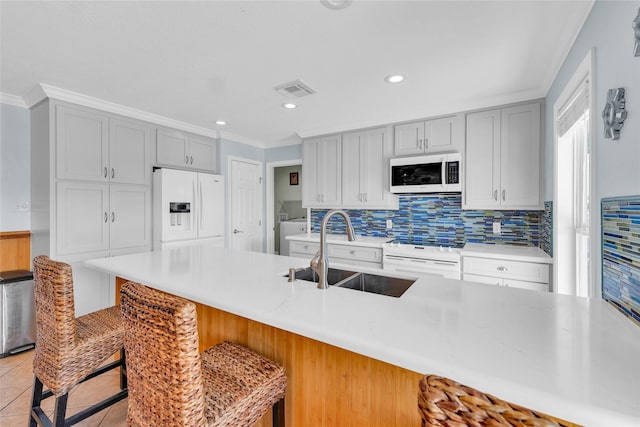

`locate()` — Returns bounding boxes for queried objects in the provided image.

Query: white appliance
[390,152,462,193]
[279,219,307,256]
[383,242,461,279]
[153,168,225,249]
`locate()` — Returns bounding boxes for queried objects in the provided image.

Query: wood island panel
[116,277,423,427]
[0,230,31,271]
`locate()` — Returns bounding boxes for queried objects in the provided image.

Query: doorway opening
[553,51,594,297]
[266,160,304,254]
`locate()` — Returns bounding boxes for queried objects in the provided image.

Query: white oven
[382,243,461,280]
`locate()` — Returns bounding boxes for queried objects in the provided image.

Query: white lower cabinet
[57,182,151,255]
[289,240,382,269]
[462,256,549,292]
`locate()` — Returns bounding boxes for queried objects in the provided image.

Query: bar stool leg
[29,377,44,427]
[52,393,69,427]
[272,397,285,427]
[119,349,127,390]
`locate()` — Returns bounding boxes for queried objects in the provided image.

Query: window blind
[558,76,590,137]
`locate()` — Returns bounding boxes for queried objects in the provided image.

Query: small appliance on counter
[0,270,36,357]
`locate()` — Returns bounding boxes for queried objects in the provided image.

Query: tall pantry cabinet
[31,100,152,316]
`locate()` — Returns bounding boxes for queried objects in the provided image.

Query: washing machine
[279,219,307,256]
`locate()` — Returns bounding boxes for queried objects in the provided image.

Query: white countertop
[462,242,553,264]
[286,233,392,247]
[86,244,640,426]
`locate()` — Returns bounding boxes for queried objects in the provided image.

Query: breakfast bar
[86,244,640,427]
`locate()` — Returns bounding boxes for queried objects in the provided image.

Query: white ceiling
[1,1,593,147]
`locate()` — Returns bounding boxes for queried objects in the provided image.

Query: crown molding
[218,130,267,149]
[24,83,220,139]
[0,92,27,108]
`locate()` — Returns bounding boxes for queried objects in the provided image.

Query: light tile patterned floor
[0,349,127,426]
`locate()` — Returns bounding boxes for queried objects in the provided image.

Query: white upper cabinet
[394,115,461,156]
[464,102,542,210]
[342,127,397,209]
[109,117,152,185]
[156,128,217,172]
[56,105,109,181]
[302,135,341,208]
[56,104,151,185]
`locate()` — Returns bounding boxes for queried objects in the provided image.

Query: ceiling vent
[274,80,317,99]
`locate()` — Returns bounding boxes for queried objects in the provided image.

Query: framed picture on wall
[290,172,299,185]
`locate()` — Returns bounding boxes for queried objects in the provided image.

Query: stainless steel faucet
[310,209,356,289]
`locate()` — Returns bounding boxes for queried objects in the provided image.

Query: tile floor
[0,349,127,426]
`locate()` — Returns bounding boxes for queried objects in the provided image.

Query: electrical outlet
[386,219,393,229]
[493,221,501,235]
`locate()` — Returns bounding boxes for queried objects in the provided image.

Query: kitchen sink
[336,272,415,298]
[285,267,357,285]
[286,267,415,298]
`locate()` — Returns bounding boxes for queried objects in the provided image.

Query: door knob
[233,229,243,234]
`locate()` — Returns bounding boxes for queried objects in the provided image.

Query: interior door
[197,173,224,239]
[231,160,262,252]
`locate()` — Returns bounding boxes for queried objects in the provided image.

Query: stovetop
[383,241,461,261]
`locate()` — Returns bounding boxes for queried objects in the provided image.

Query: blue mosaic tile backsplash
[540,201,553,257]
[602,196,640,325]
[310,194,541,248]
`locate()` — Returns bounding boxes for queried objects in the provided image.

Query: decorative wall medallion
[634,7,640,57]
[602,88,627,140]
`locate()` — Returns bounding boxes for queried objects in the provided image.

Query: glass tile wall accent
[310,194,541,248]
[540,201,553,256]
[602,196,640,325]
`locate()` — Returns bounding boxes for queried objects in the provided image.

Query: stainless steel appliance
[383,242,461,279]
[0,270,36,357]
[390,152,461,193]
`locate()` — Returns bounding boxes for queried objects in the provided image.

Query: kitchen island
[86,243,640,426]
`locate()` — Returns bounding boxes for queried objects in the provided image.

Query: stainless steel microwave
[389,153,462,193]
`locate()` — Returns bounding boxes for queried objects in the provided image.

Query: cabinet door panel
[56,105,108,181]
[503,278,548,292]
[341,131,363,206]
[463,273,502,287]
[189,136,217,172]
[319,135,342,206]
[109,118,151,185]
[500,103,541,208]
[109,184,151,250]
[156,129,188,167]
[57,182,109,255]
[425,116,455,151]
[362,128,387,204]
[302,139,321,207]
[464,110,501,208]
[394,122,424,156]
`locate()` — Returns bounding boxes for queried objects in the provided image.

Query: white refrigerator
[153,168,225,249]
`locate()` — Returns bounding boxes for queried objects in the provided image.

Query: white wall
[544,0,640,293]
[0,103,31,231]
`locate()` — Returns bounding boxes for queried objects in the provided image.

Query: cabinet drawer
[328,244,382,263]
[463,256,549,284]
[290,241,320,256]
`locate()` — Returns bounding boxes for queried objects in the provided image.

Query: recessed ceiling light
[385,74,405,84]
[283,103,297,109]
[320,0,353,10]
[215,120,226,125]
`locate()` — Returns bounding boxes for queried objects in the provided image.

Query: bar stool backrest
[32,256,78,390]
[120,281,207,426]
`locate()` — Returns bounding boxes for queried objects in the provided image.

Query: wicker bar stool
[29,255,127,427]
[120,281,287,427]
[418,375,580,427]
